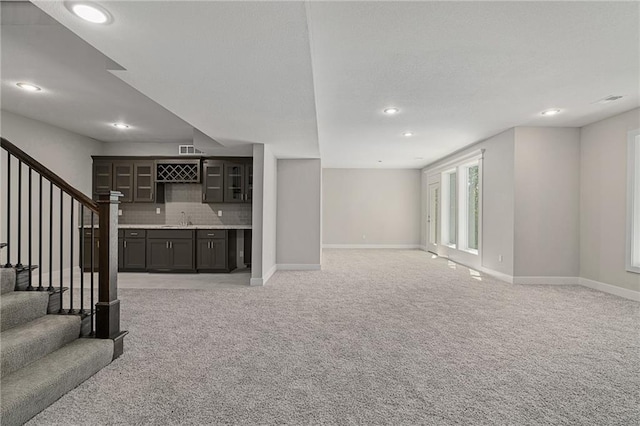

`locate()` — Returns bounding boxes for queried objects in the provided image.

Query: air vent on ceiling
[178,144,204,155]
[594,95,623,104]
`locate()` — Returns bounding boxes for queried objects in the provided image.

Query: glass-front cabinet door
[133,161,154,202]
[224,162,245,202]
[203,160,224,203]
[245,163,253,203]
[113,162,133,203]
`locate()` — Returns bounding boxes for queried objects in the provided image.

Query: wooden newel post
[96,191,126,358]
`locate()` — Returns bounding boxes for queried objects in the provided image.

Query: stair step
[1,315,81,378]
[0,243,6,249]
[0,338,113,426]
[0,292,49,332]
[1,268,16,294]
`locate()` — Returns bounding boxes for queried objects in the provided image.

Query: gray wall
[422,128,516,276]
[580,108,640,292]
[514,127,581,277]
[323,169,421,247]
[276,159,322,267]
[0,110,104,278]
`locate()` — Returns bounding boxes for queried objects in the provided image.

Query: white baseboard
[579,277,640,302]
[513,276,580,285]
[277,264,321,271]
[323,244,421,249]
[418,245,428,252]
[478,267,514,284]
[249,264,277,287]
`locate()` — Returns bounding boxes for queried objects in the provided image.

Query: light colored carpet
[28,250,640,425]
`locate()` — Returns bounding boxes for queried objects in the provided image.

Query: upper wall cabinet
[224,161,246,203]
[113,162,133,203]
[92,159,158,203]
[202,160,224,203]
[156,159,200,183]
[92,160,112,198]
[133,161,155,202]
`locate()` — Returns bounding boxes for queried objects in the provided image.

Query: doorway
[427,181,439,254]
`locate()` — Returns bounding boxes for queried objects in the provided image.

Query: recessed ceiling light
[70,3,111,24]
[16,82,41,92]
[402,131,413,137]
[113,123,130,129]
[541,109,561,116]
[383,107,399,115]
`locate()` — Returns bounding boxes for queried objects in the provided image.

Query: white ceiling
[1,1,195,144]
[14,1,640,167]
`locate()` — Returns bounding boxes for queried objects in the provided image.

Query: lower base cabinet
[196,230,237,272]
[82,227,246,273]
[146,230,195,272]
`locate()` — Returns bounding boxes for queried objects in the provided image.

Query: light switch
[218,210,222,217]
[498,255,503,262]
[156,207,161,214]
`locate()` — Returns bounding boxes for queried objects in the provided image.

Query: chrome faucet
[179,211,188,227]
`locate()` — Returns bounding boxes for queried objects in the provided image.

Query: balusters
[69,197,74,314]
[80,205,85,315]
[16,160,22,268]
[38,174,43,291]
[59,190,64,313]
[27,167,33,291]
[47,182,54,292]
[4,153,11,267]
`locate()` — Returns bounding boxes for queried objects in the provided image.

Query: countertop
[81,224,252,230]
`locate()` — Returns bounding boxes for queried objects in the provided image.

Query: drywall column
[276,159,322,269]
[250,144,277,286]
[580,108,640,293]
[513,127,581,282]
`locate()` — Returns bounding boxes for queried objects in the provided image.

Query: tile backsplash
[118,184,251,226]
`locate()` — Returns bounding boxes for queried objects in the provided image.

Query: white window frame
[627,129,640,274]
[441,169,457,248]
[458,160,480,255]
[436,150,483,257]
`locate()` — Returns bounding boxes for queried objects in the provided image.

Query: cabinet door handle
[130,232,138,236]
[207,233,215,237]
[97,240,99,249]
[166,241,169,249]
[202,193,206,201]
[124,240,127,248]
[170,241,173,249]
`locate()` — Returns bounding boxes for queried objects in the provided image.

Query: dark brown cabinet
[113,162,133,203]
[202,160,224,203]
[91,159,160,203]
[196,230,236,272]
[133,162,155,202]
[224,162,246,203]
[146,230,195,272]
[92,161,113,198]
[122,230,146,271]
[81,228,101,272]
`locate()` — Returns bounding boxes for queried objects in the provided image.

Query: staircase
[0,138,126,425]
[1,266,113,426]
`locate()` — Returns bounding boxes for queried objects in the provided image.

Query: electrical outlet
[218,210,222,217]
[362,234,366,240]
[156,207,161,214]
[498,255,503,262]
[118,209,122,216]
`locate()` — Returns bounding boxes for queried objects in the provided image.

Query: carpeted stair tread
[0,243,6,249]
[0,338,113,426]
[0,291,49,332]
[1,315,81,378]
[1,268,15,294]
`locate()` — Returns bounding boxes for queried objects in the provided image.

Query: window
[439,152,482,255]
[627,130,640,273]
[441,170,457,248]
